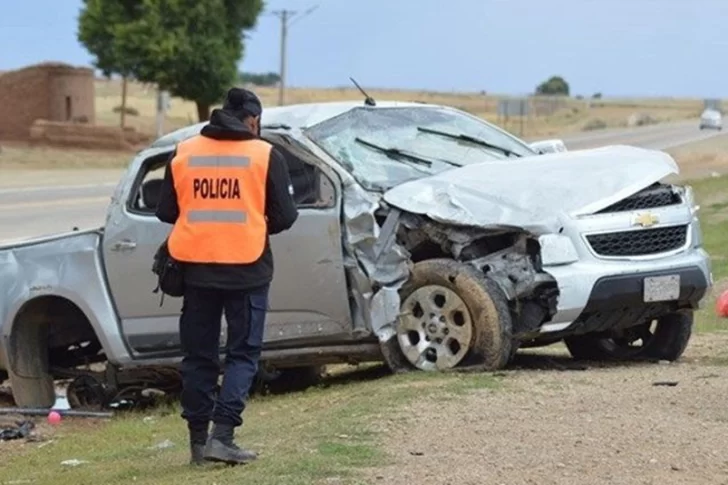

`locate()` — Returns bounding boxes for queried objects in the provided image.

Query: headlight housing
[681,185,704,248]
[538,234,579,266]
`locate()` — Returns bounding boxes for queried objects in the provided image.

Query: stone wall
[29,120,150,151]
[0,62,96,141]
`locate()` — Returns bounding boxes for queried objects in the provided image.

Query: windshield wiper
[417,126,521,157]
[355,137,433,168]
[354,137,461,168]
[261,123,291,130]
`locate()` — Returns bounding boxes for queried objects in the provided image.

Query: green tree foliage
[117,0,263,121]
[77,0,141,78]
[78,0,144,127]
[239,71,281,87]
[535,76,570,96]
[78,0,264,122]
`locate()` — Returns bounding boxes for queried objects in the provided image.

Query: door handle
[111,240,137,251]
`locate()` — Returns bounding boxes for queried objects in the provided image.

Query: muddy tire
[7,368,55,408]
[6,318,56,407]
[564,311,693,362]
[381,259,513,372]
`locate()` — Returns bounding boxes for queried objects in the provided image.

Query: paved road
[0,118,724,244]
[560,119,723,151]
[0,181,118,243]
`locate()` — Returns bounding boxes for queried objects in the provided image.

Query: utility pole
[271,6,318,106]
[277,9,288,106]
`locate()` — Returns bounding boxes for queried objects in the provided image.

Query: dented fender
[0,230,131,374]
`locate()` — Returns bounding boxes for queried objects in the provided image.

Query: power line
[270,6,319,106]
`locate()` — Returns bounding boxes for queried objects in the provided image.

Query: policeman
[155,87,298,466]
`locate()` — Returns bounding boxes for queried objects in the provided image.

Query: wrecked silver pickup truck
[0,100,712,408]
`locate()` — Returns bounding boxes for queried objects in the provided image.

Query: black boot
[189,427,209,466]
[203,423,257,465]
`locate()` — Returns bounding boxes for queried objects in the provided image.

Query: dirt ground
[367,333,728,485]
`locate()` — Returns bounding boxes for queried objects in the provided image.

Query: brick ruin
[0,62,148,150]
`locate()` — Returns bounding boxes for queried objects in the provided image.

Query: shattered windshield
[304,106,537,191]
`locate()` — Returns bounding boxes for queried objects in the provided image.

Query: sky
[0,0,726,98]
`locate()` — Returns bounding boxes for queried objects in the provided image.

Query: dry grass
[0,142,131,170]
[95,79,704,139]
[667,132,728,179]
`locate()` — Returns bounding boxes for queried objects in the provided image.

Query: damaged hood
[382,145,679,234]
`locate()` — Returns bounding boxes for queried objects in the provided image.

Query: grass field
[0,369,499,485]
[94,78,705,139]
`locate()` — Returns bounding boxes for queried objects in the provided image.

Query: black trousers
[178,284,270,430]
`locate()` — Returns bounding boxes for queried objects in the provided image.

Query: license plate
[643,274,680,302]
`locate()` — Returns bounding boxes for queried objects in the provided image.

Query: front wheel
[381,259,513,373]
[564,311,693,362]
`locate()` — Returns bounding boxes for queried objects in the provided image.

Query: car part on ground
[0,420,34,441]
[255,365,325,395]
[0,408,113,418]
[60,365,181,410]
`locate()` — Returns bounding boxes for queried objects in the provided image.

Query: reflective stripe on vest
[167,135,271,264]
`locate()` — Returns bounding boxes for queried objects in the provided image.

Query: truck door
[102,140,352,358]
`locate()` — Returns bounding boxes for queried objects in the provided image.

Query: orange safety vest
[167,135,271,264]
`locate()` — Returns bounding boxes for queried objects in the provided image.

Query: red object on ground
[716,290,728,318]
[47,410,62,425]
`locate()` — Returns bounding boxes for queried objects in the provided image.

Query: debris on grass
[149,439,175,450]
[0,420,34,441]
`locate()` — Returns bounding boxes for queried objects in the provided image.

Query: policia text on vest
[193,176,242,200]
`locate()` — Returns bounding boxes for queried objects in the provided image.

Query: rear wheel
[564,311,693,362]
[381,259,513,372]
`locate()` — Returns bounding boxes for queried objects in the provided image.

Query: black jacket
[155,109,299,290]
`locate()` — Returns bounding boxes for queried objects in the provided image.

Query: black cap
[222,87,262,119]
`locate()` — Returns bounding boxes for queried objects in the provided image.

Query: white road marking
[0,196,111,211]
[0,182,118,195]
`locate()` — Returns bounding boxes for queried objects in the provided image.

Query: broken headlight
[538,234,579,266]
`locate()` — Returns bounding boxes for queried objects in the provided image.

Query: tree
[78,0,143,128]
[535,76,570,96]
[112,0,264,121]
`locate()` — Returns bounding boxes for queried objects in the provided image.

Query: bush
[239,71,281,87]
[582,118,607,131]
[112,106,140,116]
[627,113,657,127]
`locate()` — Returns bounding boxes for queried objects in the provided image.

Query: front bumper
[540,247,711,335]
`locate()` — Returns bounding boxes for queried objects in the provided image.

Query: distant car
[699,109,722,130]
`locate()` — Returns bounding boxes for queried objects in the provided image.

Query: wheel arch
[6,294,103,379]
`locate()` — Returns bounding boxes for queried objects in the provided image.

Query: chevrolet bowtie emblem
[633,212,659,228]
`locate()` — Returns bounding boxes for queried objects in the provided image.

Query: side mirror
[530,139,568,155]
